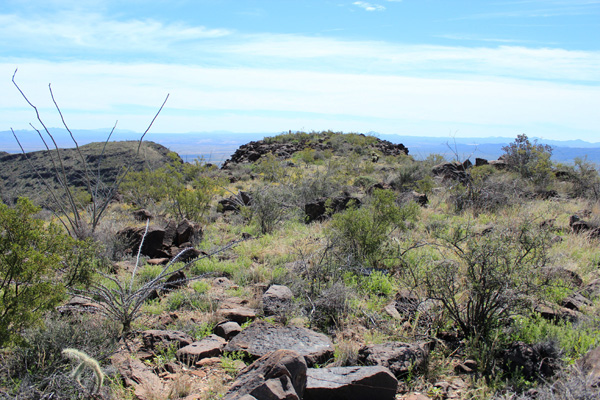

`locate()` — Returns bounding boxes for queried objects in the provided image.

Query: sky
[0,0,599,142]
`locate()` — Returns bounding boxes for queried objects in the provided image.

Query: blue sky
[1,0,599,141]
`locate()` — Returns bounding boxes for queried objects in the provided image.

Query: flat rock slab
[305,366,398,400]
[176,334,227,366]
[224,321,334,366]
[358,342,430,378]
[217,306,257,324]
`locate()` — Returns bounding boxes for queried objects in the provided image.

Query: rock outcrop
[224,321,334,366]
[224,349,307,400]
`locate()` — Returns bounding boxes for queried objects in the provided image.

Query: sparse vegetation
[2,130,600,399]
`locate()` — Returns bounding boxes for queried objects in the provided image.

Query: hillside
[1,131,600,399]
[0,140,177,205]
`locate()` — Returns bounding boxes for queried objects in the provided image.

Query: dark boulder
[142,330,194,350]
[358,342,431,378]
[304,195,361,223]
[431,162,469,182]
[214,320,242,341]
[224,349,307,400]
[475,158,488,167]
[500,341,561,380]
[305,366,397,400]
[132,209,153,221]
[116,225,169,258]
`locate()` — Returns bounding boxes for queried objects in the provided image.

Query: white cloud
[2,61,598,140]
[353,2,386,11]
[0,12,231,55]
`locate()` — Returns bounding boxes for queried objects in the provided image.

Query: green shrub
[510,314,600,360]
[328,189,419,268]
[501,134,553,185]
[253,153,287,182]
[0,198,95,346]
[423,221,551,342]
[556,157,600,200]
[250,184,293,234]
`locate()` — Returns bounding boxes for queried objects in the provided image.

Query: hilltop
[0,140,177,205]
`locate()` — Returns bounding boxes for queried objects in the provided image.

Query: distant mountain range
[2,128,600,164]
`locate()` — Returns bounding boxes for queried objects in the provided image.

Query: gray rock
[305,366,397,400]
[224,349,307,400]
[577,346,600,387]
[112,352,166,400]
[176,334,226,366]
[500,341,560,380]
[217,306,257,324]
[214,320,242,340]
[358,342,430,378]
[263,285,293,316]
[583,278,600,299]
[142,329,194,350]
[224,321,334,366]
[534,301,581,323]
[562,292,593,311]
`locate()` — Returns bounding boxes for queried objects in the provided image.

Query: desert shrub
[0,198,96,346]
[423,221,551,343]
[343,270,396,298]
[502,134,554,186]
[122,154,226,223]
[295,147,316,166]
[354,175,378,189]
[0,313,119,399]
[557,157,600,200]
[445,166,528,214]
[253,152,287,182]
[310,282,353,330]
[291,165,344,206]
[390,162,431,192]
[73,224,236,333]
[327,189,419,269]
[509,314,600,360]
[166,157,226,223]
[166,289,216,312]
[120,167,172,209]
[249,184,293,234]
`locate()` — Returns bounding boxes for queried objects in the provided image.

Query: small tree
[0,198,94,346]
[501,134,553,185]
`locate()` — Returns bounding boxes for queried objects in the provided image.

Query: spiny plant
[62,348,104,394]
[71,220,241,334]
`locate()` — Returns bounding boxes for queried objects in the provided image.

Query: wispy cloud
[2,61,598,138]
[457,1,600,19]
[435,33,546,44]
[0,12,231,57]
[1,11,598,84]
[353,2,386,12]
